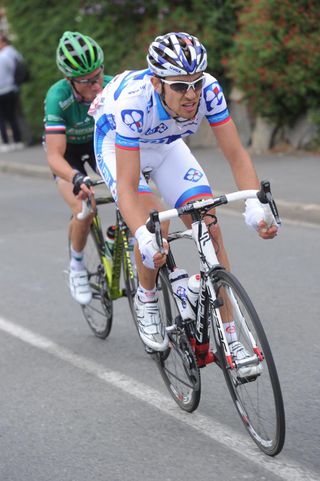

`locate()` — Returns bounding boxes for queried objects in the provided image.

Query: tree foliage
[227,0,320,128]
[3,0,238,139]
[3,0,318,141]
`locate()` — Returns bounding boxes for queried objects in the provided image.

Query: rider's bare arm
[212,119,260,190]
[212,119,278,239]
[46,133,75,182]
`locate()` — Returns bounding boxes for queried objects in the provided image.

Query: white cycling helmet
[147,32,207,77]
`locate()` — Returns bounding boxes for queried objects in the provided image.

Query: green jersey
[44,75,112,144]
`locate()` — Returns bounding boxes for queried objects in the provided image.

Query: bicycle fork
[190,218,234,369]
[190,277,216,368]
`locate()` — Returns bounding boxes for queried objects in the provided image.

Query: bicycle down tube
[147,181,285,456]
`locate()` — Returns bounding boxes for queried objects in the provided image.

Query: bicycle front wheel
[122,236,138,323]
[156,268,201,413]
[211,270,285,456]
[81,225,113,339]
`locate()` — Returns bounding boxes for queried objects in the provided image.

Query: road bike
[71,179,138,339]
[147,180,285,456]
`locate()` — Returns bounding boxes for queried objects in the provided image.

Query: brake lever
[77,195,93,220]
[148,209,165,254]
[257,180,282,226]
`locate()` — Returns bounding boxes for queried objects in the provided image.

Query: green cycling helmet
[56,31,104,78]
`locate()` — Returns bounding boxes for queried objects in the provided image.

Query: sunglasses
[72,67,104,86]
[161,75,205,93]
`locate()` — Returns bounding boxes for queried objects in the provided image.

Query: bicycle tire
[210,270,285,456]
[156,268,201,413]
[80,222,113,339]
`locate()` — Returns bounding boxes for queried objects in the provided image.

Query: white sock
[137,284,157,303]
[224,321,237,343]
[70,245,85,271]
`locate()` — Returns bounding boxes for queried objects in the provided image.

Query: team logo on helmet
[121,109,144,133]
[184,168,203,183]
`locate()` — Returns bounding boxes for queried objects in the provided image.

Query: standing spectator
[0,33,24,152]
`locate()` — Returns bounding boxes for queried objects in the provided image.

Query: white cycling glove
[135,225,168,269]
[243,198,275,232]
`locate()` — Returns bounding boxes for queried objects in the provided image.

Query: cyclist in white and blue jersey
[90,32,278,364]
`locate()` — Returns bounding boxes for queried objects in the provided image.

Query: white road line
[0,316,318,481]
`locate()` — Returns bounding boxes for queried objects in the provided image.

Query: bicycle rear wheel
[156,268,201,412]
[210,270,285,456]
[81,224,113,339]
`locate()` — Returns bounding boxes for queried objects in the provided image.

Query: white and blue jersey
[89,69,231,207]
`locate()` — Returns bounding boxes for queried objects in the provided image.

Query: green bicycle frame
[91,209,135,301]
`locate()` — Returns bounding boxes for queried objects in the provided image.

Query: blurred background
[1,0,319,152]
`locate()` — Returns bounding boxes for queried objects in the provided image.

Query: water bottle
[187,274,201,318]
[105,225,116,258]
[169,268,194,320]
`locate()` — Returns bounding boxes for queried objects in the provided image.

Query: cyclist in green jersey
[44,31,112,305]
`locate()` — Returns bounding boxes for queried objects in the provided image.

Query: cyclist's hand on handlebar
[257,220,278,239]
[152,242,168,268]
[135,225,168,269]
[244,199,278,239]
[72,172,95,199]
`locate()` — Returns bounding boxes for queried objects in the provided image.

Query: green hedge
[227,0,320,130]
[3,0,238,141]
[6,0,318,144]
[3,0,145,140]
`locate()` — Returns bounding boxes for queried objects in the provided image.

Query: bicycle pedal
[236,373,261,384]
[145,346,155,355]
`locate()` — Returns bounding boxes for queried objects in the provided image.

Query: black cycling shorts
[64,141,97,175]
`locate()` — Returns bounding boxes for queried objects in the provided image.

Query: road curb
[0,159,52,180]
[1,161,319,226]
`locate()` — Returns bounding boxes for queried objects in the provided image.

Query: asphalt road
[0,173,319,481]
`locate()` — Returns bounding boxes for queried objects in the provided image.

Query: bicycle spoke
[156,269,201,412]
[211,270,285,456]
[80,226,113,339]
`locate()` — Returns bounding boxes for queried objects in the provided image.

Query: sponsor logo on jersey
[140,131,194,145]
[106,114,116,130]
[121,109,143,133]
[75,116,92,126]
[176,286,187,308]
[145,123,168,135]
[184,168,203,182]
[96,153,117,200]
[59,94,75,110]
[47,114,64,122]
[204,82,224,111]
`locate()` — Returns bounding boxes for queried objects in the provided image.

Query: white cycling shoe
[229,341,263,379]
[134,294,169,352]
[69,269,92,305]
